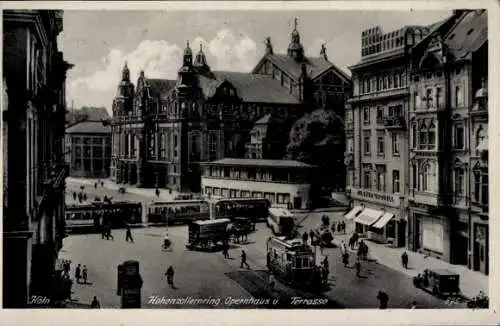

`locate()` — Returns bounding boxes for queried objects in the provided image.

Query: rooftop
[66,121,111,134]
[147,78,177,98]
[199,71,300,104]
[202,158,314,168]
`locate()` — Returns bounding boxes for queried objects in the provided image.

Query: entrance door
[397,220,406,247]
[293,197,302,209]
[474,224,488,275]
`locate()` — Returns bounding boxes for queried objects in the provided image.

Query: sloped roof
[199,71,300,104]
[203,158,314,168]
[66,107,109,123]
[66,121,111,134]
[147,79,177,98]
[265,54,350,82]
[444,10,487,59]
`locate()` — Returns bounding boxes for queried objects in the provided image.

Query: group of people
[74,264,89,284]
[72,190,87,203]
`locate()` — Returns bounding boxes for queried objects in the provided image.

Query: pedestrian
[155,188,160,197]
[63,260,70,277]
[324,215,330,227]
[75,264,81,284]
[82,265,88,284]
[331,221,336,234]
[83,193,87,201]
[101,181,104,187]
[322,266,329,284]
[342,252,349,268]
[222,241,230,259]
[165,266,175,288]
[106,225,114,240]
[268,273,276,291]
[342,221,346,234]
[94,182,98,189]
[341,240,347,255]
[302,232,308,245]
[72,191,77,201]
[78,192,83,203]
[411,301,417,309]
[402,251,409,269]
[322,256,329,270]
[101,225,106,239]
[309,230,315,245]
[125,225,134,242]
[355,259,361,277]
[377,291,389,309]
[240,250,250,269]
[90,296,101,308]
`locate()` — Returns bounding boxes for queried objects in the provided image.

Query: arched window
[476,127,486,155]
[428,121,436,150]
[454,167,465,196]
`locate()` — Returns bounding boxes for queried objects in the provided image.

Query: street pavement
[60,221,464,309]
[60,177,470,308]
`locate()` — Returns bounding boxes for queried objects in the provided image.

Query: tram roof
[269,207,294,217]
[194,218,231,225]
[201,158,314,169]
[207,197,270,204]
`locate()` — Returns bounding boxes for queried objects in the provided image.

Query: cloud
[67,29,260,113]
[307,37,359,76]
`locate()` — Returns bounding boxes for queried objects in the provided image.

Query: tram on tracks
[266,236,321,289]
[65,201,142,233]
[146,200,210,225]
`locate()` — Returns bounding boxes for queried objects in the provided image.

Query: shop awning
[372,212,395,229]
[477,137,488,152]
[354,208,383,226]
[344,205,363,220]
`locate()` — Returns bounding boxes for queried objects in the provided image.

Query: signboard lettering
[356,189,395,203]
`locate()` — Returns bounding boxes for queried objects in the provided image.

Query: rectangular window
[363,107,370,124]
[363,165,371,189]
[377,133,385,155]
[376,107,384,124]
[455,86,463,107]
[428,130,436,149]
[208,132,217,161]
[389,104,402,117]
[419,130,428,150]
[454,169,464,196]
[376,165,386,192]
[346,110,353,122]
[412,164,417,190]
[454,125,465,149]
[346,137,354,153]
[414,91,420,110]
[392,134,400,154]
[426,88,433,109]
[392,170,400,194]
[363,131,371,155]
[436,87,443,108]
[383,76,388,89]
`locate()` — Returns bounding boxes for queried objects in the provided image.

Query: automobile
[118,187,126,194]
[413,268,460,297]
[232,216,255,233]
[311,226,334,247]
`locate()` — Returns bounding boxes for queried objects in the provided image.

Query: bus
[211,198,271,224]
[146,200,210,225]
[65,201,142,233]
[267,207,295,236]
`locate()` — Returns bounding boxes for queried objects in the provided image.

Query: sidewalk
[66,177,179,200]
[331,230,488,300]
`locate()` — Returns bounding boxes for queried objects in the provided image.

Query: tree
[285,109,345,192]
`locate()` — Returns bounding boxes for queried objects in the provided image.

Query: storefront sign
[348,187,400,207]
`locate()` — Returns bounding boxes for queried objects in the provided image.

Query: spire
[320,43,328,61]
[121,61,130,81]
[183,41,193,67]
[194,42,210,73]
[287,17,304,61]
[265,37,274,55]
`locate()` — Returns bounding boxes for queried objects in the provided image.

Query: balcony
[384,116,406,131]
[344,152,354,167]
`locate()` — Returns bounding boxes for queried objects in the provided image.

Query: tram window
[303,258,309,268]
[295,258,302,268]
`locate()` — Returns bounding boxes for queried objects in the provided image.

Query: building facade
[345,23,434,247]
[407,10,488,273]
[65,121,112,178]
[110,20,351,193]
[200,158,314,209]
[3,10,72,307]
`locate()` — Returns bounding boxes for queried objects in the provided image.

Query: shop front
[410,211,451,262]
[472,220,488,275]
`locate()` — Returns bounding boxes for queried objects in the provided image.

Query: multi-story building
[344,23,435,247]
[200,158,315,209]
[110,19,351,193]
[3,10,73,307]
[407,10,488,273]
[65,120,112,178]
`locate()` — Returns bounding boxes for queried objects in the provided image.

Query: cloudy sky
[60,10,451,113]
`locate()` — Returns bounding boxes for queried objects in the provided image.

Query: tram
[266,236,321,289]
[146,200,210,225]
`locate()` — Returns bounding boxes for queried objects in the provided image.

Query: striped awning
[344,205,363,220]
[354,208,383,226]
[477,137,488,152]
[372,212,395,229]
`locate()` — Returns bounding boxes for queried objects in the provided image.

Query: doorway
[293,196,302,209]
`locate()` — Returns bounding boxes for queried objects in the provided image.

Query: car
[413,268,460,297]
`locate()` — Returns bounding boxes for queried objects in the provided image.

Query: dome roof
[194,43,208,67]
